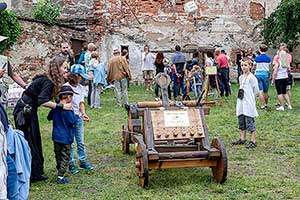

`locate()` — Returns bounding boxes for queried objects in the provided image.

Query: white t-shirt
[236,73,259,118]
[275,65,288,80]
[64,82,85,116]
[142,52,155,71]
[205,57,214,67]
[89,58,99,69]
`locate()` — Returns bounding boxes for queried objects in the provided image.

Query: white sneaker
[287,105,292,110]
[276,106,284,111]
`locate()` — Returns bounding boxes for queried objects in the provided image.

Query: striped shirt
[254,54,271,76]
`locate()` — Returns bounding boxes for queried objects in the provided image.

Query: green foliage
[0,10,22,53]
[263,0,300,48]
[31,0,61,25]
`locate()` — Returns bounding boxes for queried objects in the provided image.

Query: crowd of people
[0,2,297,197]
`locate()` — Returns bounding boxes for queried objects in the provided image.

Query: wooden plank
[199,107,211,148]
[148,150,159,161]
[144,109,155,151]
[137,100,216,108]
[148,159,217,169]
[155,145,199,152]
[132,119,141,133]
[158,151,209,159]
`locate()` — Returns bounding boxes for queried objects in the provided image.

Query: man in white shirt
[141,45,156,91]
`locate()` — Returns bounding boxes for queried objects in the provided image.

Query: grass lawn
[7,83,300,200]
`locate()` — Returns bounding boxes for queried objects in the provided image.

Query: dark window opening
[121,45,129,60]
[71,39,86,63]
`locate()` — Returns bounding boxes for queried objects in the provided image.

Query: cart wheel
[211,138,228,184]
[135,143,149,188]
[122,125,130,154]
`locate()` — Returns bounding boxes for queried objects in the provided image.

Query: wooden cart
[122,73,227,187]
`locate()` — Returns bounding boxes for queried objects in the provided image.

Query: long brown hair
[48,56,66,97]
[155,52,164,65]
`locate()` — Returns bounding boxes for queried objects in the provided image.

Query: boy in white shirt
[232,58,259,148]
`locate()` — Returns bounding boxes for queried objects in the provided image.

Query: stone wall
[91,0,281,79]
[4,19,99,82]
[7,0,283,81]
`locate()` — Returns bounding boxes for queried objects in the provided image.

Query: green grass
[7,83,300,200]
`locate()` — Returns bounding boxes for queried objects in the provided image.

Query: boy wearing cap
[65,64,94,174]
[47,86,77,184]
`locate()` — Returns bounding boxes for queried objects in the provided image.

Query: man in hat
[107,47,132,107]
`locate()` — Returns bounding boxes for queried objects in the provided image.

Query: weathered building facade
[4,0,282,81]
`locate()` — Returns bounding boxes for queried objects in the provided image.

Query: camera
[23,105,32,116]
[237,89,244,100]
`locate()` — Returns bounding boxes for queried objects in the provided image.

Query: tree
[0,10,22,53]
[263,0,300,48]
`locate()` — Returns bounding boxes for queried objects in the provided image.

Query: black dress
[13,75,54,180]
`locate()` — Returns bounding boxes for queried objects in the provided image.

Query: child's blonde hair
[279,50,289,68]
[240,57,251,65]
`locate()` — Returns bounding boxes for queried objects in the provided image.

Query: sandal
[245,141,257,148]
[232,139,246,145]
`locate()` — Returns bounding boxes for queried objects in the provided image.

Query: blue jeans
[256,75,269,93]
[173,75,186,99]
[69,118,86,165]
[7,154,18,200]
[218,68,230,96]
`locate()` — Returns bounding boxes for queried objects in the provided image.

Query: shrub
[0,10,22,53]
[31,0,61,25]
[263,0,300,48]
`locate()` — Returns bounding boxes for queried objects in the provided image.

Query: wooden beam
[149,159,217,169]
[158,151,209,159]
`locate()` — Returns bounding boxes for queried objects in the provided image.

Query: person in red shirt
[215,48,231,96]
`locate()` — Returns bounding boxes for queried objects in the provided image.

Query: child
[47,85,78,184]
[232,58,259,148]
[65,64,94,174]
[190,65,203,98]
[89,51,102,108]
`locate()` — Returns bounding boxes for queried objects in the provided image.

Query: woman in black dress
[13,56,71,182]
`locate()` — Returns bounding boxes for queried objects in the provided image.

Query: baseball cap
[0,2,7,12]
[70,64,88,80]
[59,85,78,96]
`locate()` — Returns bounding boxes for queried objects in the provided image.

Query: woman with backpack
[271,50,292,111]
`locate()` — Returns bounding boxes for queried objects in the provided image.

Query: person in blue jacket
[47,85,78,184]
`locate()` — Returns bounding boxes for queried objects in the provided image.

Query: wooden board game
[150,108,205,140]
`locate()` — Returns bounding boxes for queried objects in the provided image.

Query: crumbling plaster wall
[96,0,281,79]
[7,0,283,80]
[5,20,99,82]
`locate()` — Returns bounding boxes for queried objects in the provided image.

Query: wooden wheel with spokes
[135,141,149,187]
[211,138,228,184]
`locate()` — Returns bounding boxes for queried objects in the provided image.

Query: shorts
[238,115,256,132]
[256,75,269,93]
[275,78,287,95]
[143,70,154,80]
